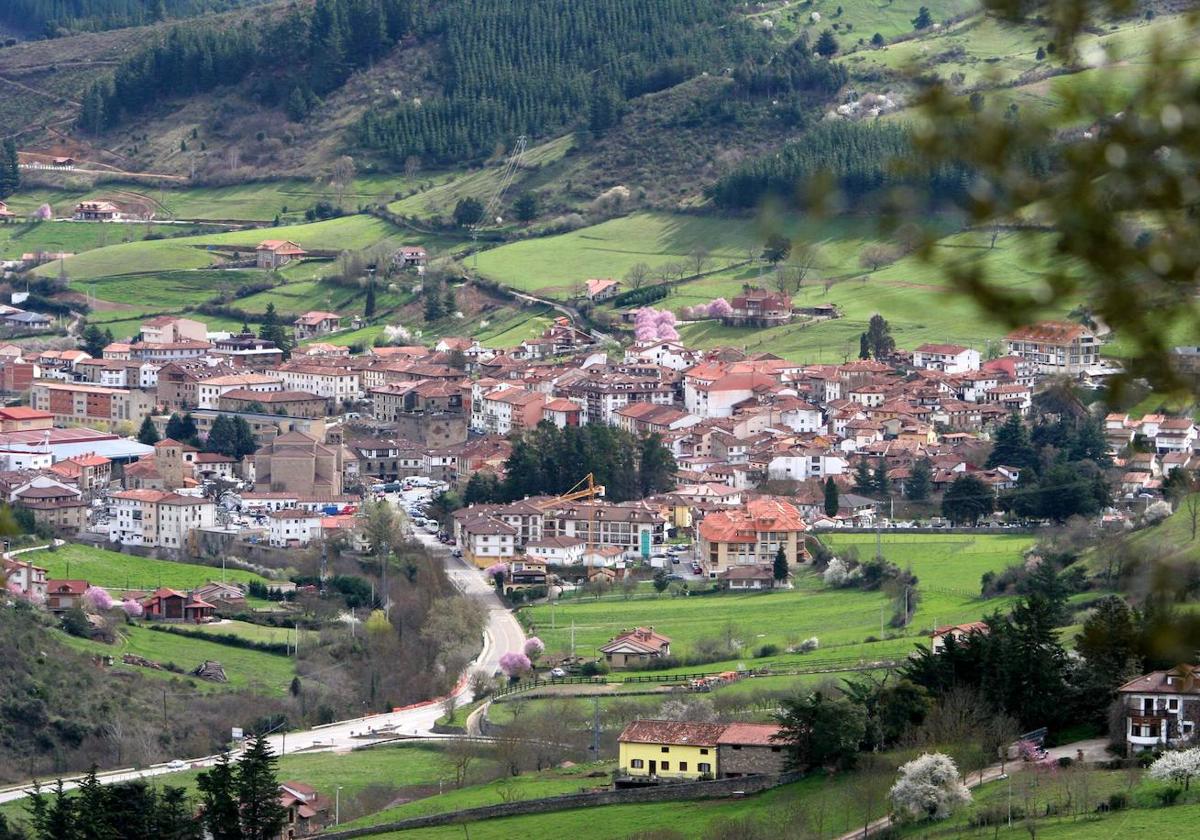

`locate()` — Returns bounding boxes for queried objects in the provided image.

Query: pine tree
[166,412,198,445]
[423,283,444,321]
[0,140,19,199]
[823,476,839,517]
[197,753,241,840]
[236,737,287,840]
[773,545,789,582]
[874,457,890,497]
[364,277,377,317]
[81,324,107,357]
[137,415,160,446]
[986,412,1038,472]
[815,29,839,58]
[442,283,456,316]
[906,458,932,501]
[853,458,874,494]
[858,332,870,359]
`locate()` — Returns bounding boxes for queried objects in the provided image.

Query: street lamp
[335,785,343,825]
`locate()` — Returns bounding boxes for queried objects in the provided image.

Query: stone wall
[318,772,802,838]
[717,743,789,777]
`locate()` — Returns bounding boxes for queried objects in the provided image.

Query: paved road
[0,487,525,804]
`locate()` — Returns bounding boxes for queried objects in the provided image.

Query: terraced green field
[821,532,1034,593]
[524,533,1027,666]
[26,543,271,592]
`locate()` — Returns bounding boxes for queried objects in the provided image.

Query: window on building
[698,762,711,773]
[678,762,688,772]
[661,746,669,753]
[660,762,669,771]
[731,745,742,751]
[1170,699,1180,710]
[700,748,709,755]
[630,759,644,769]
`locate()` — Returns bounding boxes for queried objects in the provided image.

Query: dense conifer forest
[0,0,264,34]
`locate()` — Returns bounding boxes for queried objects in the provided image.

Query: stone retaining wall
[319,772,801,838]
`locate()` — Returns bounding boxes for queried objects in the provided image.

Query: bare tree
[441,693,458,725]
[331,155,357,208]
[689,245,711,277]
[624,262,651,290]
[859,243,900,272]
[445,737,478,788]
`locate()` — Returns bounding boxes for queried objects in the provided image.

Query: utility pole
[571,620,576,659]
[591,697,601,758]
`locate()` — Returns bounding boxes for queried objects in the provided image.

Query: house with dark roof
[1118,664,1200,755]
[599,627,671,669]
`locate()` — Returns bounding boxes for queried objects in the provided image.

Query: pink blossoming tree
[83,586,114,612]
[523,636,545,662]
[499,651,532,679]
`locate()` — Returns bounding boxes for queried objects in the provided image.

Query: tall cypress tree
[823,476,839,516]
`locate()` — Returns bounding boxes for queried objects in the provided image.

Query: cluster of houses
[3,550,264,625]
[0,308,1148,602]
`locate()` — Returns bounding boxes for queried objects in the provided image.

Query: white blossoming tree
[1149,748,1200,790]
[890,753,972,821]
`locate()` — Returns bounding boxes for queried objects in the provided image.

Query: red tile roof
[617,719,728,747]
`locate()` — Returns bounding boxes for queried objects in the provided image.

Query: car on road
[550,667,567,678]
[166,759,186,770]
[451,548,463,558]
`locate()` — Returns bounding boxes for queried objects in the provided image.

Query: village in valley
[3,0,1200,837]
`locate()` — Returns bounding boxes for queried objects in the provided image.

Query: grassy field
[26,543,271,592]
[344,761,619,829]
[0,220,212,261]
[676,228,1074,361]
[171,620,296,645]
[820,532,1034,593]
[388,136,575,219]
[750,0,978,43]
[54,623,296,694]
[525,536,1027,664]
[4,173,453,224]
[360,771,870,839]
[33,214,465,285]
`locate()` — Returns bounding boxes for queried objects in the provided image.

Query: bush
[612,285,668,308]
[755,643,780,658]
[579,660,609,677]
[147,624,290,655]
[1056,756,1074,768]
[1157,787,1182,806]
[1106,792,1129,811]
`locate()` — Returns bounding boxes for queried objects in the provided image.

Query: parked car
[166,759,186,771]
[550,667,567,678]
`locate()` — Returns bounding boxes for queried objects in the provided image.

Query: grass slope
[523,533,1026,665]
[55,623,295,694]
[27,543,270,591]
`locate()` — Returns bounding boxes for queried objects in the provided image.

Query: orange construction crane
[537,473,606,553]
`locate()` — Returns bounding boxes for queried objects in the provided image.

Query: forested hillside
[0,0,267,36]
[77,0,422,133]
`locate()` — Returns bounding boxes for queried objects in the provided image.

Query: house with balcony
[1118,664,1200,755]
[1003,321,1101,375]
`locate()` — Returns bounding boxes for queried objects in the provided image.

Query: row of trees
[464,422,676,504]
[0,0,230,35]
[16,736,283,840]
[0,140,20,200]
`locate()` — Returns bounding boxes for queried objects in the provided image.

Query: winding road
[0,492,525,804]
